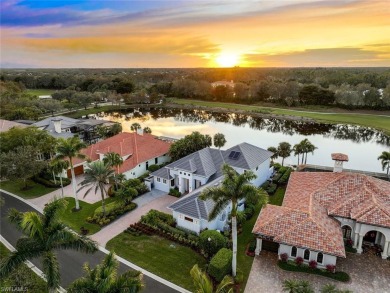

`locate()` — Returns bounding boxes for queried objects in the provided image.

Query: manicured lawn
[0,242,47,290]
[269,187,286,206]
[107,233,207,291]
[0,179,57,199]
[59,197,116,235]
[168,98,390,136]
[25,88,55,96]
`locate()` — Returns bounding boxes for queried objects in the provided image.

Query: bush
[140,209,175,226]
[199,230,227,257]
[309,260,317,269]
[248,239,256,252]
[326,264,336,273]
[123,179,149,195]
[261,181,270,189]
[87,202,137,226]
[147,164,161,172]
[295,257,304,266]
[280,253,288,263]
[32,175,71,188]
[234,268,244,284]
[208,248,233,282]
[169,188,181,197]
[273,163,282,170]
[94,201,121,216]
[272,173,283,183]
[279,168,292,184]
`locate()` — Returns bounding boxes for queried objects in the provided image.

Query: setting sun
[215,53,240,67]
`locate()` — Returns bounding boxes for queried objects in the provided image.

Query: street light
[208,237,212,259]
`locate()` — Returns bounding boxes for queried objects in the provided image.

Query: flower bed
[277,260,350,282]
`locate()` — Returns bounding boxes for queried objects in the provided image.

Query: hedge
[32,176,71,188]
[199,230,227,257]
[208,248,232,282]
[94,201,121,216]
[277,261,350,282]
[147,164,161,172]
[169,188,181,197]
[278,168,292,184]
[140,209,175,226]
[87,202,137,226]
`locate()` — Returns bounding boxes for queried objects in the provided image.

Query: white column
[382,241,389,259]
[356,234,364,254]
[255,238,262,256]
[353,232,359,249]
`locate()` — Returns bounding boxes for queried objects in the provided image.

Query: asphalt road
[0,191,180,293]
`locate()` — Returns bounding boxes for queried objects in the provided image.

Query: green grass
[0,179,57,199]
[106,233,207,291]
[59,197,116,235]
[168,98,390,136]
[269,187,286,206]
[0,242,47,290]
[25,88,55,96]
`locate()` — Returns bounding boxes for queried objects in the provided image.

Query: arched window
[317,252,323,264]
[304,249,310,260]
[342,226,352,239]
[291,246,297,257]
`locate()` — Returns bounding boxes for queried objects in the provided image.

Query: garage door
[262,240,279,253]
[67,165,84,178]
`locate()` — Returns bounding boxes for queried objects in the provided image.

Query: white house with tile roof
[252,154,390,268]
[151,143,274,233]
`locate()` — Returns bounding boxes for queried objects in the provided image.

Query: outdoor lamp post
[208,237,212,259]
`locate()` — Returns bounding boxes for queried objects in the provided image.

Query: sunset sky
[1,0,390,68]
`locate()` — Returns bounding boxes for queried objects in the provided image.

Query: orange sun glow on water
[215,53,240,67]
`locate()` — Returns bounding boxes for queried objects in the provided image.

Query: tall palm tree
[68,252,143,293]
[277,142,292,166]
[0,199,98,292]
[130,123,141,132]
[213,133,227,149]
[267,146,278,163]
[56,137,87,210]
[293,143,303,166]
[378,151,390,177]
[299,139,317,164]
[78,161,115,217]
[190,264,234,293]
[200,164,268,276]
[50,159,70,198]
[103,152,124,174]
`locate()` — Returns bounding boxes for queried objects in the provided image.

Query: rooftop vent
[228,151,241,160]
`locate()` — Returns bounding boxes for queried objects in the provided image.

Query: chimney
[137,128,143,136]
[52,118,62,134]
[331,153,349,173]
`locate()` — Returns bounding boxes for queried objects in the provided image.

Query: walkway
[245,251,390,293]
[90,191,177,247]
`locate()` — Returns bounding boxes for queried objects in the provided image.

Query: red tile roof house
[252,154,390,268]
[70,132,172,179]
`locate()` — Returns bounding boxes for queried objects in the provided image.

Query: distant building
[211,80,235,88]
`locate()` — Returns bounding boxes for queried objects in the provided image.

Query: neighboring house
[0,119,28,132]
[150,143,273,233]
[252,153,390,268]
[38,95,52,99]
[70,131,171,179]
[32,116,117,143]
[211,80,235,88]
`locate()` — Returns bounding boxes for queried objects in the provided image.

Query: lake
[90,107,390,173]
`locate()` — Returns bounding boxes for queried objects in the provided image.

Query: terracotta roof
[253,172,390,257]
[0,119,28,132]
[73,132,171,173]
[331,153,349,161]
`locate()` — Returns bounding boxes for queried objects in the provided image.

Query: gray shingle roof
[151,167,172,180]
[224,143,274,170]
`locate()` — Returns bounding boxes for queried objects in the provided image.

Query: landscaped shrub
[278,166,288,174]
[278,168,292,184]
[272,173,283,183]
[199,230,227,258]
[326,264,336,273]
[295,257,304,266]
[273,163,282,170]
[123,178,149,195]
[261,181,270,190]
[32,175,71,188]
[248,239,256,253]
[169,188,181,197]
[87,202,137,226]
[265,183,277,194]
[280,253,288,263]
[309,260,317,269]
[140,209,175,226]
[208,248,233,282]
[147,164,161,172]
[94,201,121,216]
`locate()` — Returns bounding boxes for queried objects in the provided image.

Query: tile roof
[0,119,28,132]
[73,132,171,173]
[253,172,390,257]
[331,153,349,161]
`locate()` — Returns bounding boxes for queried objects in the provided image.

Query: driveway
[90,191,177,247]
[245,251,390,293]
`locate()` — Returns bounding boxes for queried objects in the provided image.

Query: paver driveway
[245,251,390,293]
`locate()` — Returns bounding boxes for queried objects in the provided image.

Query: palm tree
[50,159,70,198]
[213,133,227,149]
[103,152,124,174]
[378,151,390,177]
[320,284,353,293]
[0,199,98,292]
[267,146,278,163]
[78,161,115,217]
[200,164,268,276]
[143,127,152,134]
[299,139,317,164]
[68,252,143,293]
[56,137,87,210]
[190,264,234,293]
[277,142,292,166]
[130,123,141,132]
[293,143,303,166]
[282,279,314,293]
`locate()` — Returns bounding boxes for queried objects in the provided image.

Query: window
[163,179,167,184]
[171,180,175,187]
[146,161,149,170]
[342,226,352,239]
[155,158,158,164]
[256,166,259,171]
[304,249,310,260]
[157,178,161,182]
[317,252,323,264]
[291,246,297,257]
[184,216,193,222]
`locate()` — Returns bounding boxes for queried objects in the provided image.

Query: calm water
[91,108,390,173]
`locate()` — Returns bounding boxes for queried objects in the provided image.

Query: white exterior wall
[174,211,201,233]
[231,158,271,187]
[123,154,170,179]
[278,244,337,268]
[153,177,170,193]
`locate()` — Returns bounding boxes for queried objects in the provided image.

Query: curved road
[0,191,180,293]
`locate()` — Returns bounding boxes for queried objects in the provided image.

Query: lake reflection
[92,107,390,173]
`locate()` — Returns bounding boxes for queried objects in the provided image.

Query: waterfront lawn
[25,88,55,96]
[169,98,390,135]
[107,233,207,291]
[0,179,57,199]
[269,187,286,206]
[59,197,116,235]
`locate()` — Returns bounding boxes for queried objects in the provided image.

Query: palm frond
[7,208,23,229]
[190,264,213,293]
[42,251,61,290]
[20,212,44,240]
[216,274,234,293]
[54,232,98,254]
[209,198,229,221]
